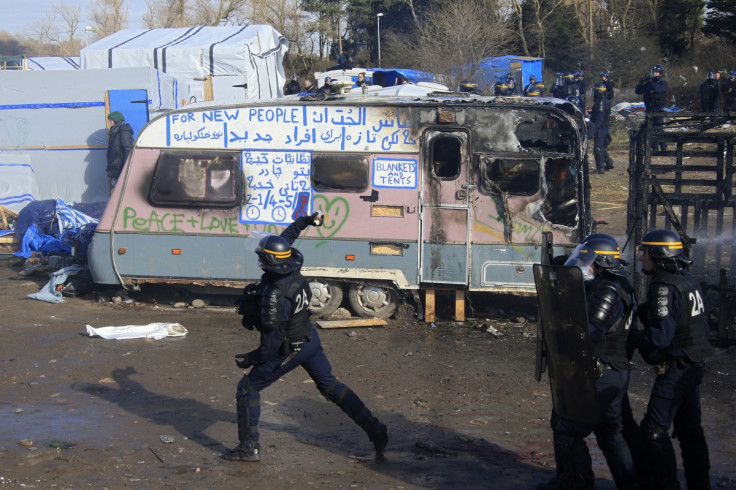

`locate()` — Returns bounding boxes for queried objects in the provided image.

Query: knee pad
[641,416,669,442]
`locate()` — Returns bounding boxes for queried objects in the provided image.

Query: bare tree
[413,0,512,90]
[29,1,83,56]
[89,0,129,38]
[509,0,568,58]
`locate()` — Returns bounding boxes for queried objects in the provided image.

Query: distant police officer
[635,64,669,151]
[494,78,512,96]
[723,71,736,112]
[551,72,567,99]
[458,80,480,94]
[637,229,713,490]
[284,74,301,95]
[524,75,544,97]
[225,214,388,463]
[700,72,719,112]
[575,71,588,110]
[318,77,339,94]
[590,83,613,174]
[601,71,615,100]
[538,236,638,490]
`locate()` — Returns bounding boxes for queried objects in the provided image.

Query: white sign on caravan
[138,105,421,153]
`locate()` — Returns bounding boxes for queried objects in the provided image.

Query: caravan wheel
[309,279,343,317]
[348,283,398,319]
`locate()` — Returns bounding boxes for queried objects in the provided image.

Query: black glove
[234,353,252,369]
[298,212,323,227]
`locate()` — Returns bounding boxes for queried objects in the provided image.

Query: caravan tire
[348,283,398,319]
[309,280,343,317]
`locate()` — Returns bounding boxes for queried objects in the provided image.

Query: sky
[0,0,148,35]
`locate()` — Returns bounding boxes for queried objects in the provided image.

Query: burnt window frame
[148,150,242,208]
[477,156,542,196]
[311,153,370,192]
[427,131,465,181]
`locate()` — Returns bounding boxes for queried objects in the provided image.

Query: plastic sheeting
[86,323,188,340]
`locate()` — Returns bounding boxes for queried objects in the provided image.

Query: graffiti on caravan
[162,106,420,152]
[241,149,311,226]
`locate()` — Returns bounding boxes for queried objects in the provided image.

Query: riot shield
[533,264,597,425]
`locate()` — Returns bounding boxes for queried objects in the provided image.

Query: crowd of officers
[539,231,713,490]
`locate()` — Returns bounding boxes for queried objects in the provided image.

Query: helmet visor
[246,231,275,253]
[564,243,597,269]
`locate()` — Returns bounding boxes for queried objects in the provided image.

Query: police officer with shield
[225,214,388,462]
[590,83,613,174]
[637,229,713,490]
[536,236,638,490]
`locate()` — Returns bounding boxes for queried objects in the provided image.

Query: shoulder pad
[588,281,620,328]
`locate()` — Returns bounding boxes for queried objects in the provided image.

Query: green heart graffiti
[313,195,349,239]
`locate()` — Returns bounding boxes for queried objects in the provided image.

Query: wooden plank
[425,289,436,323]
[454,289,465,322]
[316,318,387,329]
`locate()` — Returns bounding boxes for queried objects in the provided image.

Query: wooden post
[425,289,436,323]
[454,290,465,322]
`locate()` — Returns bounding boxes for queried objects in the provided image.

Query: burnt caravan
[88,88,590,319]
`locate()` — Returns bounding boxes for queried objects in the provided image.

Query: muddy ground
[1,149,736,489]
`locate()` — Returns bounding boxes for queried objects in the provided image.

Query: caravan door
[420,130,471,285]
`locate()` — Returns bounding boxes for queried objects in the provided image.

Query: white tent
[81,26,288,103]
[27,57,81,70]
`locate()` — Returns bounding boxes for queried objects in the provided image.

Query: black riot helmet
[255,235,303,274]
[651,64,664,80]
[582,235,622,269]
[707,72,716,80]
[641,229,683,260]
[600,70,610,79]
[641,229,693,272]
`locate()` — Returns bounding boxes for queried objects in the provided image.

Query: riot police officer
[225,214,388,462]
[458,80,480,94]
[635,64,668,151]
[284,74,301,95]
[575,71,588,110]
[538,236,638,490]
[601,71,615,100]
[700,72,719,112]
[590,83,613,174]
[551,72,567,99]
[724,71,736,112]
[637,229,713,490]
[524,75,544,96]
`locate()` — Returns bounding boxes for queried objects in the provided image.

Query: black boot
[224,441,262,462]
[605,157,615,170]
[364,416,389,454]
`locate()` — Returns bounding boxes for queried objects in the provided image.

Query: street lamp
[84,26,94,47]
[376,13,383,68]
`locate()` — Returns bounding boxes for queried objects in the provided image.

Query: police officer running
[635,64,669,151]
[538,236,638,490]
[637,229,713,490]
[225,214,388,463]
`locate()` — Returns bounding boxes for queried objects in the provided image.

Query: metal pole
[377,13,383,68]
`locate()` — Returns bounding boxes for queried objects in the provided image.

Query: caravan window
[312,154,369,192]
[478,157,540,196]
[149,151,241,207]
[430,135,462,179]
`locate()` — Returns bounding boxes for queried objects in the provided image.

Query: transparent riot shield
[533,264,597,425]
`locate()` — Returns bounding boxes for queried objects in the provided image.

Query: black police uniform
[590,89,612,173]
[226,216,388,462]
[284,79,301,95]
[544,270,638,490]
[724,74,736,112]
[638,269,713,490]
[635,71,668,151]
[700,78,719,112]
